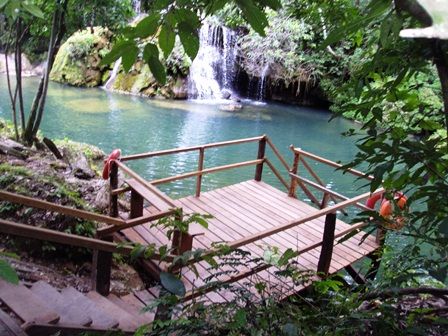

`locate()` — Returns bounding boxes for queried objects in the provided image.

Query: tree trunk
[23,0,68,146]
[4,51,19,141]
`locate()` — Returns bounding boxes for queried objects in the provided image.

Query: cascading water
[102,1,141,91]
[187,23,238,100]
[103,58,121,90]
[257,64,270,101]
[132,0,142,15]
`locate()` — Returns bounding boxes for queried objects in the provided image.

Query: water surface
[0,76,365,201]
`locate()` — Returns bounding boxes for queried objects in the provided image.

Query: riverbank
[0,118,149,295]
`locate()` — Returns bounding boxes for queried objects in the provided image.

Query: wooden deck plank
[198,189,328,268]
[178,197,308,295]
[244,181,378,253]
[236,181,372,260]
[118,179,379,305]
[249,180,378,250]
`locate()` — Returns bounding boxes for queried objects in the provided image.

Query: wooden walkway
[120,180,379,301]
[0,135,384,325]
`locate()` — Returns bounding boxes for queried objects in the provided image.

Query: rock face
[109,60,188,99]
[50,26,191,99]
[50,27,113,87]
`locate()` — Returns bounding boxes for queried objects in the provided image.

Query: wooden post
[320,192,330,209]
[345,265,366,285]
[92,160,118,295]
[130,190,143,218]
[171,230,194,256]
[109,161,119,217]
[317,213,336,275]
[195,147,204,197]
[254,137,266,181]
[288,149,300,197]
[91,234,113,295]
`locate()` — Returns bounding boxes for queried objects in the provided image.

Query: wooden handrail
[115,161,176,208]
[149,159,264,185]
[120,136,264,162]
[226,189,383,250]
[265,159,289,190]
[0,218,173,261]
[180,220,370,302]
[289,173,372,211]
[299,157,345,211]
[0,190,125,226]
[97,209,176,237]
[292,148,374,181]
[266,137,290,172]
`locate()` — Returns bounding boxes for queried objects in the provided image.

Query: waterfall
[187,23,238,100]
[103,58,121,90]
[257,64,269,101]
[132,0,142,15]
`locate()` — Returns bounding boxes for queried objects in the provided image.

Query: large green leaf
[22,2,44,19]
[158,23,176,58]
[143,43,166,85]
[0,0,9,9]
[101,40,138,72]
[0,259,19,285]
[160,271,186,297]
[121,45,139,72]
[135,13,160,38]
[174,8,200,29]
[178,22,199,60]
[236,0,268,36]
[153,0,173,10]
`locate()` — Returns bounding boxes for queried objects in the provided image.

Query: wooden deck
[120,180,379,301]
[0,135,384,316]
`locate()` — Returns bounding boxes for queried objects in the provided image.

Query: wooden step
[60,287,119,329]
[0,280,59,326]
[30,281,92,327]
[0,309,27,336]
[108,293,154,325]
[86,291,140,331]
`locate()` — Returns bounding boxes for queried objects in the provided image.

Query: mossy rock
[50,27,112,87]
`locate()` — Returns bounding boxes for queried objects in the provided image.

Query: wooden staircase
[0,279,155,335]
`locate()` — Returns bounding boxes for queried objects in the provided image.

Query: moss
[131,64,156,93]
[50,27,112,87]
[54,138,104,161]
[0,163,32,177]
[113,71,139,91]
[0,119,19,139]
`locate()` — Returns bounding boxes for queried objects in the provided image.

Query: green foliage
[239,8,318,86]
[0,259,19,284]
[312,0,448,285]
[102,0,281,83]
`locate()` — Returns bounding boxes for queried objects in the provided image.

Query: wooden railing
[0,190,177,296]
[178,189,384,302]
[288,146,373,210]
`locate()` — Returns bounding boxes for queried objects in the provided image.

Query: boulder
[221,89,232,100]
[62,148,95,179]
[50,27,113,87]
[0,137,28,159]
[219,103,244,112]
